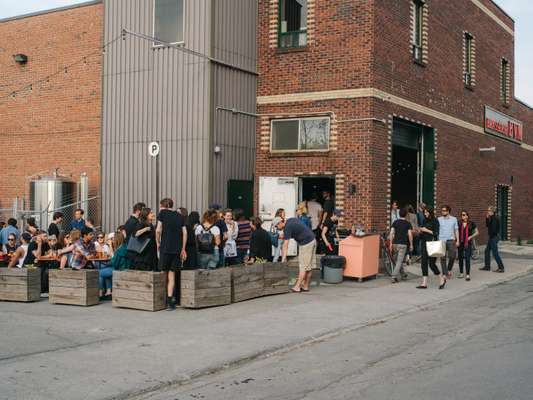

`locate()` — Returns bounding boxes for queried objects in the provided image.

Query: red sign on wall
[484,106,523,142]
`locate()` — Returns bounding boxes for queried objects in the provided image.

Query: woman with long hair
[131,207,158,271]
[458,210,478,281]
[417,207,445,289]
[195,209,221,269]
[223,209,239,266]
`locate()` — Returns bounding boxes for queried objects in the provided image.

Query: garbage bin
[321,255,346,284]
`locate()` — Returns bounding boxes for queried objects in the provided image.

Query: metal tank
[30,173,76,231]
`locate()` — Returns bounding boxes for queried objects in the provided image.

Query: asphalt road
[137,274,533,400]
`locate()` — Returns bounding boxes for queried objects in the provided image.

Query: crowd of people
[389,202,506,289]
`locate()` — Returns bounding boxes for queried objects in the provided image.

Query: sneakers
[494,269,505,273]
[166,297,176,311]
[479,267,490,271]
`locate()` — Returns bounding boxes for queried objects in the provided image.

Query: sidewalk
[1,250,531,400]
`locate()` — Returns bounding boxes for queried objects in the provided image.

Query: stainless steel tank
[30,174,76,230]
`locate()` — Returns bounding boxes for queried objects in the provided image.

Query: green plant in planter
[517,237,522,246]
[527,239,533,245]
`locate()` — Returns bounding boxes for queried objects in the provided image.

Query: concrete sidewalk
[1,252,531,400]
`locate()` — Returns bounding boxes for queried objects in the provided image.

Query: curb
[115,267,533,400]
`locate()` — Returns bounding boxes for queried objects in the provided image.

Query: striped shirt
[236,221,252,250]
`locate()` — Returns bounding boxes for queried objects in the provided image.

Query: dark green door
[227,180,254,219]
[422,128,435,208]
[496,185,509,240]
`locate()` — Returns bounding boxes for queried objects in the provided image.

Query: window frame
[501,58,509,104]
[278,0,308,49]
[411,0,424,62]
[152,0,185,48]
[270,116,331,153]
[464,32,473,87]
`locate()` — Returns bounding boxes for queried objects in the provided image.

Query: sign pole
[149,141,161,209]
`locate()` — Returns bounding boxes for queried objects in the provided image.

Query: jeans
[392,244,407,278]
[198,252,220,269]
[440,240,457,275]
[236,249,248,264]
[420,239,440,277]
[484,237,504,270]
[273,239,284,262]
[217,249,225,267]
[98,267,113,290]
[458,245,472,275]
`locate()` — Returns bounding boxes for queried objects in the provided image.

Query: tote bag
[127,236,151,254]
[426,240,446,258]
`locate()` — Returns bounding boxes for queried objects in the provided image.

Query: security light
[13,54,28,64]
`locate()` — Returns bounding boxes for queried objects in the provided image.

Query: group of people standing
[389,202,506,289]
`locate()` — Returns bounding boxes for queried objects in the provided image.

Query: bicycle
[380,232,394,276]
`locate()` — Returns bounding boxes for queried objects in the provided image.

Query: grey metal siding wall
[211,0,258,206]
[102,0,211,230]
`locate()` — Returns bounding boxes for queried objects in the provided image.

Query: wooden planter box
[262,262,289,296]
[181,268,231,309]
[231,264,264,303]
[112,271,166,311]
[0,268,41,302]
[49,269,99,306]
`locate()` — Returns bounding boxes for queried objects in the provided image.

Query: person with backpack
[195,209,221,269]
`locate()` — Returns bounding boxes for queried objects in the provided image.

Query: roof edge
[514,97,533,111]
[0,0,102,24]
[488,0,515,23]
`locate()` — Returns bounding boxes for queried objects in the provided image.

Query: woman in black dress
[131,207,158,271]
[182,210,200,269]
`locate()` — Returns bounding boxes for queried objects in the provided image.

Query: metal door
[496,185,509,240]
[227,180,254,219]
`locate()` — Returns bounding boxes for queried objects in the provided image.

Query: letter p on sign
[149,141,160,157]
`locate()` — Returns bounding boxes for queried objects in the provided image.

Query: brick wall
[0,3,103,211]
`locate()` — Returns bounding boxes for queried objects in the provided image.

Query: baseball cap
[272,217,284,227]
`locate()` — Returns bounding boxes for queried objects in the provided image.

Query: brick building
[0,1,103,213]
[256,0,533,242]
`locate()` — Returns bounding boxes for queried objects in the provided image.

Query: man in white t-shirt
[306,194,323,233]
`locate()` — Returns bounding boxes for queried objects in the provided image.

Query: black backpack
[197,225,215,254]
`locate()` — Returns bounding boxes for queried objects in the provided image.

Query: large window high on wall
[154,0,184,45]
[279,0,307,48]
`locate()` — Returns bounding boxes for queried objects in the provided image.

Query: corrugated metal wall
[211,0,258,206]
[102,0,257,230]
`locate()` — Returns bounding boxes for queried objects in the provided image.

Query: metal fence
[0,197,100,233]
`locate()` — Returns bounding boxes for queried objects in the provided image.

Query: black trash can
[321,255,346,284]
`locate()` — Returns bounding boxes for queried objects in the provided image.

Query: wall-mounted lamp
[348,184,357,195]
[13,54,28,64]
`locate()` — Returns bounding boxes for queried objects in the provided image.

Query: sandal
[415,285,428,289]
[301,288,310,292]
[290,287,301,293]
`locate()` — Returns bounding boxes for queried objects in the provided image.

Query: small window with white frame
[271,117,330,152]
[154,0,184,45]
[411,0,424,62]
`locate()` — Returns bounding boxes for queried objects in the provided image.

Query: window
[411,0,424,62]
[271,117,330,152]
[154,0,184,45]
[278,0,308,48]
[464,33,473,86]
[501,58,509,104]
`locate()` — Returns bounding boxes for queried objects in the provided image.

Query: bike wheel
[381,245,394,276]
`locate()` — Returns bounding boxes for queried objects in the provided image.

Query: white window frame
[270,116,331,153]
[153,0,185,48]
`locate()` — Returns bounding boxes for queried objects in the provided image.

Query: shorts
[159,253,180,272]
[298,240,317,272]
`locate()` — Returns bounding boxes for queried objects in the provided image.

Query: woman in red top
[458,210,479,281]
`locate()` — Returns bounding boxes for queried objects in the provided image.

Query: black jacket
[486,216,500,239]
[420,218,439,241]
[250,227,273,262]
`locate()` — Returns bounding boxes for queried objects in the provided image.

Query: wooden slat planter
[0,268,41,302]
[231,264,264,303]
[49,269,99,306]
[112,271,166,312]
[262,262,289,296]
[181,268,232,309]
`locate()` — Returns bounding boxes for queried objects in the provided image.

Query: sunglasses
[97,236,105,240]
[8,238,15,241]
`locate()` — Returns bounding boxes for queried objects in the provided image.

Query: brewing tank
[30,175,76,230]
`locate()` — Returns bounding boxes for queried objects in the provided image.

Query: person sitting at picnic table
[44,234,61,269]
[97,231,125,301]
[48,212,63,237]
[109,231,130,271]
[57,230,80,269]
[1,233,20,267]
[95,232,113,257]
[8,233,32,268]
[71,227,96,270]
[249,216,273,263]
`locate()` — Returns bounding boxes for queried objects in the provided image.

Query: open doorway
[299,176,335,207]
[391,119,435,210]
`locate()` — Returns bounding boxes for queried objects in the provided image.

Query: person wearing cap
[8,232,32,268]
[71,227,96,270]
[276,216,317,293]
[321,210,341,255]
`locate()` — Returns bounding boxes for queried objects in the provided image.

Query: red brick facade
[256,0,533,242]
[0,2,103,211]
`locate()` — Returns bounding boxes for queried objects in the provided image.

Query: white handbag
[426,240,446,258]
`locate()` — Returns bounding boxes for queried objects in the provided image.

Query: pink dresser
[339,235,380,279]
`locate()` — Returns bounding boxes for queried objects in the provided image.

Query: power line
[0,33,123,101]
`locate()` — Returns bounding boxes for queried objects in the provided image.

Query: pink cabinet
[339,235,380,279]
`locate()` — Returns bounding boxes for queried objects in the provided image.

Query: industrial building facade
[255,0,533,242]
